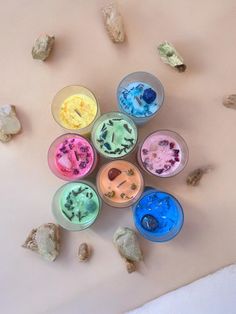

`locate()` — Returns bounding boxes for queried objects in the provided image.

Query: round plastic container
[96,160,144,208]
[48,133,98,181]
[52,181,101,231]
[117,71,164,125]
[91,112,138,159]
[51,85,100,136]
[132,187,184,242]
[137,129,188,178]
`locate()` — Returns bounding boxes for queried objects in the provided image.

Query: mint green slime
[60,182,100,225]
[93,113,137,158]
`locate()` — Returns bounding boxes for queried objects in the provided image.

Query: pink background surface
[1,1,236,313]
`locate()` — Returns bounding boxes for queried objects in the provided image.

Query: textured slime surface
[141,134,182,176]
[94,114,137,158]
[60,182,99,225]
[59,94,97,130]
[134,190,182,236]
[54,136,94,179]
[119,82,159,118]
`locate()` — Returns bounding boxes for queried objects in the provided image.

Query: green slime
[94,115,137,158]
[60,182,100,225]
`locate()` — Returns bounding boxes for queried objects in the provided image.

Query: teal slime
[132,187,184,242]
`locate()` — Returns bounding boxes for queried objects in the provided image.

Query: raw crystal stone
[141,214,159,231]
[102,3,125,43]
[0,105,21,143]
[32,34,55,61]
[113,227,143,262]
[57,154,72,170]
[22,223,60,262]
[158,41,186,72]
[108,167,122,181]
[142,88,157,104]
[85,199,97,213]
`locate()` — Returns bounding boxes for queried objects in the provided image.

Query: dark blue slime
[133,188,184,242]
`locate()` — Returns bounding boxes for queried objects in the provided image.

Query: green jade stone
[95,116,137,158]
[60,182,99,225]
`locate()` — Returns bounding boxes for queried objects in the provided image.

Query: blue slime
[132,187,184,242]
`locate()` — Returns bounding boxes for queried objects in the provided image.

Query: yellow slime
[59,94,97,130]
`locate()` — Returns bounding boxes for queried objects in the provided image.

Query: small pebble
[186,166,212,186]
[223,94,236,110]
[32,34,55,61]
[78,243,90,262]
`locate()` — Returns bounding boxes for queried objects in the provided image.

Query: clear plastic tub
[51,85,100,137]
[52,181,101,231]
[48,133,98,181]
[91,111,138,159]
[117,71,164,125]
[96,160,144,208]
[137,129,188,178]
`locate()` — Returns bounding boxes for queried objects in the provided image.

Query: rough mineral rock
[125,259,136,273]
[113,227,143,262]
[102,3,125,43]
[0,105,21,143]
[22,223,60,262]
[32,34,55,61]
[186,166,212,186]
[223,95,236,110]
[78,243,90,262]
[158,41,186,72]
